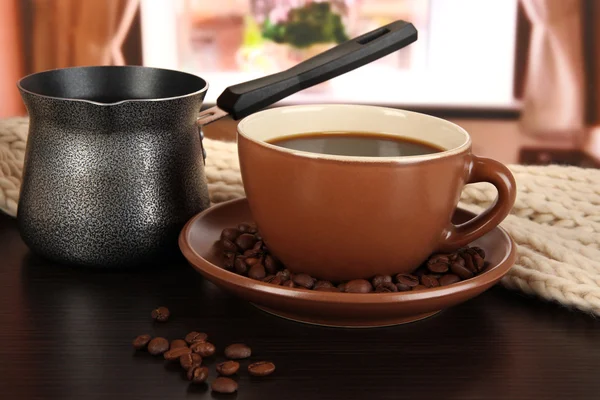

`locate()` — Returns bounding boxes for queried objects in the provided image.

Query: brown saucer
[179,198,517,328]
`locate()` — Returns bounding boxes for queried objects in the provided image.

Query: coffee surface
[268,132,443,157]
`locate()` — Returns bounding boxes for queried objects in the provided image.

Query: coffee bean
[292,273,315,289]
[337,282,347,292]
[211,377,238,394]
[234,257,248,275]
[314,286,340,292]
[188,365,209,383]
[263,275,282,285]
[472,253,485,272]
[472,246,486,259]
[440,273,461,286]
[412,284,427,291]
[344,279,373,293]
[276,269,291,281]
[427,255,449,273]
[372,275,392,287]
[245,257,261,266]
[374,282,398,292]
[235,233,256,251]
[248,264,266,280]
[248,361,276,377]
[185,331,208,344]
[450,261,474,279]
[216,360,240,376]
[222,239,239,253]
[132,334,152,350]
[244,249,261,258]
[147,337,169,356]
[223,252,235,270]
[151,306,170,322]
[180,353,202,370]
[396,283,411,292]
[313,280,334,290]
[264,255,280,274]
[170,339,188,349]
[237,223,253,233]
[220,228,240,242]
[164,346,191,361]
[282,280,296,288]
[191,342,216,357]
[395,274,419,287]
[224,343,252,359]
[420,275,440,288]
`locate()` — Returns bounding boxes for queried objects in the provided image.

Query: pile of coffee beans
[220,223,488,293]
[132,307,275,394]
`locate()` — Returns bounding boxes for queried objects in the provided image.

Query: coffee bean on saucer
[235,233,256,251]
[185,331,208,344]
[344,279,373,293]
[244,248,260,258]
[245,257,261,266]
[337,282,347,292]
[253,240,264,251]
[164,346,192,361]
[313,280,334,290]
[440,274,461,286]
[188,365,209,383]
[224,343,252,359]
[151,306,170,322]
[170,339,188,349]
[282,280,296,288]
[472,246,486,259]
[395,274,419,287]
[396,283,411,292]
[212,377,238,394]
[314,286,340,292]
[237,223,252,233]
[223,252,236,270]
[234,257,248,275]
[276,269,291,281]
[248,361,276,377]
[191,342,216,357]
[216,360,240,376]
[427,255,450,273]
[372,275,392,287]
[420,275,440,288]
[374,282,398,292]
[248,264,266,280]
[292,273,315,289]
[264,255,280,274]
[180,353,202,370]
[222,239,239,253]
[263,275,282,285]
[221,228,240,242]
[132,334,152,350]
[148,337,169,356]
[450,260,474,279]
[412,284,427,291]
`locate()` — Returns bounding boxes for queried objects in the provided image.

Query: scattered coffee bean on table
[219,223,488,293]
[164,346,192,361]
[188,365,209,384]
[151,306,170,322]
[180,353,202,370]
[184,331,208,344]
[191,341,216,357]
[224,343,252,359]
[170,339,188,349]
[147,337,169,356]
[248,361,276,377]
[132,334,152,350]
[211,377,238,394]
[216,360,240,376]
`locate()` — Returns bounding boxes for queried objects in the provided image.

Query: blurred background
[1,0,599,167]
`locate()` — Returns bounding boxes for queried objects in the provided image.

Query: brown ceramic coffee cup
[237,104,516,281]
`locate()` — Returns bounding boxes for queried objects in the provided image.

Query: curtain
[30,0,138,71]
[519,0,585,139]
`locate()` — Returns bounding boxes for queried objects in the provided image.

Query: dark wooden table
[1,212,599,400]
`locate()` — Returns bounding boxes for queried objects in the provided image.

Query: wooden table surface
[1,211,599,400]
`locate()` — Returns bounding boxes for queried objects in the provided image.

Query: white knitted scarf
[2,117,599,317]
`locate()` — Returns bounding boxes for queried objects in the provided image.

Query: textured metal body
[17,66,210,268]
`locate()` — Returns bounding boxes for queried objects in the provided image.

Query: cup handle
[438,155,516,251]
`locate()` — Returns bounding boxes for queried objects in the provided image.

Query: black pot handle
[216,20,418,120]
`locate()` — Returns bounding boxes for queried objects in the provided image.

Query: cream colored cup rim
[237,104,472,163]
